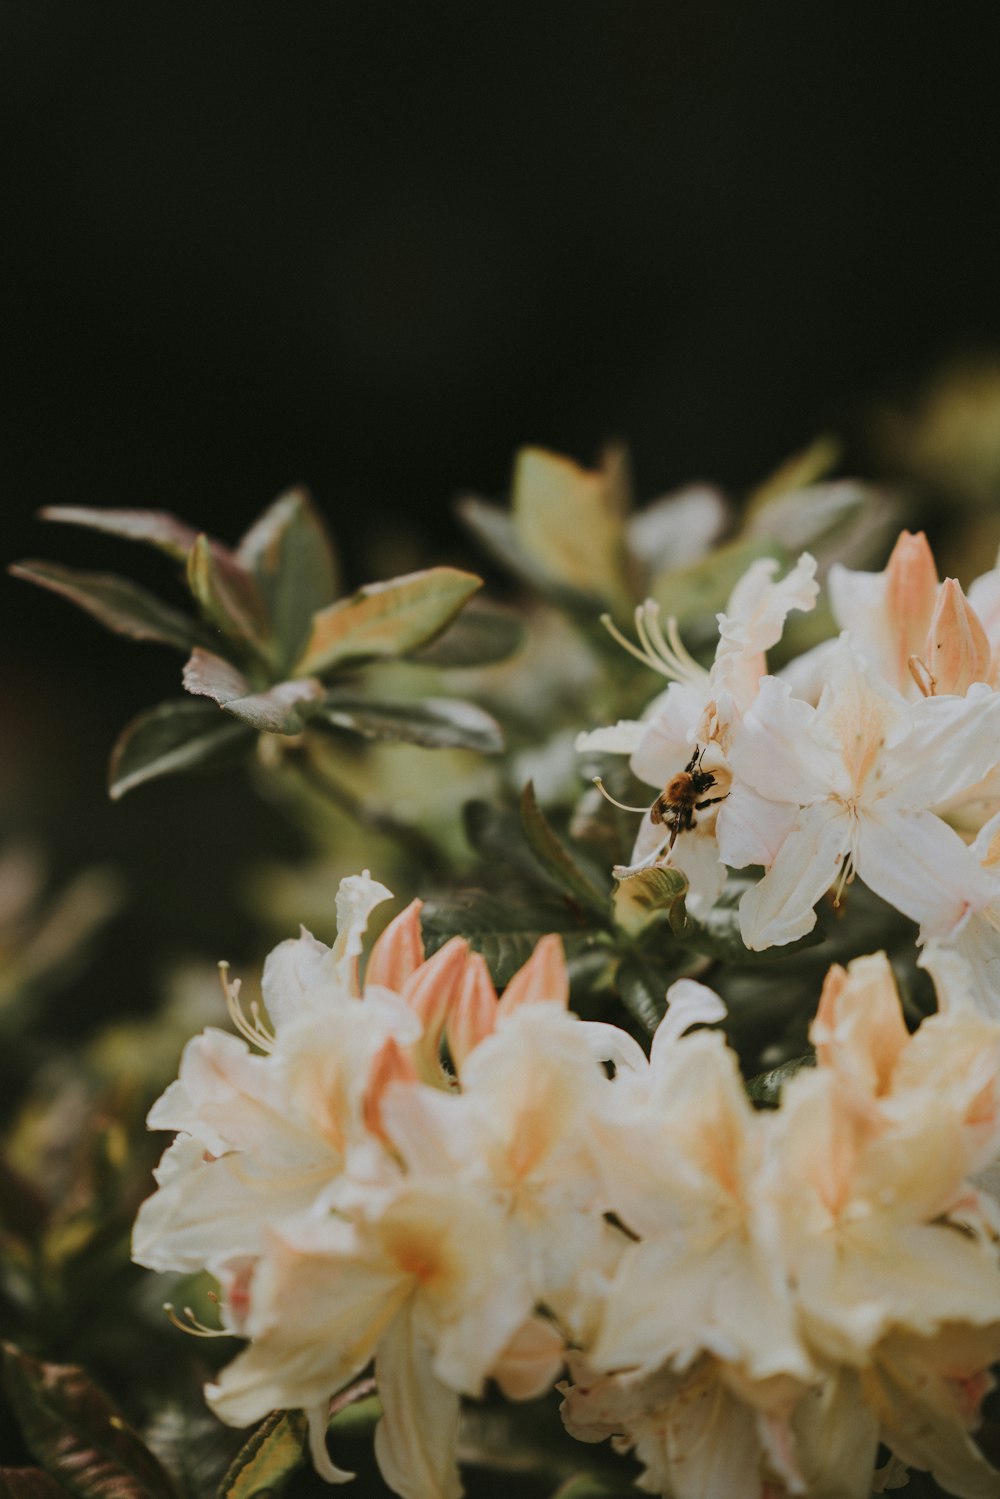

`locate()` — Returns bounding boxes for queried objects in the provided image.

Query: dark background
[3,2,1000,1006]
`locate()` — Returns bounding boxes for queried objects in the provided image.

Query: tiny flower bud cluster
[134,875,1000,1498]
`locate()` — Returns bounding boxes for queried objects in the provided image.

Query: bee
[649,746,726,848]
[594,746,728,852]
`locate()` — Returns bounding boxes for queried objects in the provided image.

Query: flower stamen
[600,602,706,686]
[163,1302,231,1338]
[218,961,275,1054]
[592,778,652,815]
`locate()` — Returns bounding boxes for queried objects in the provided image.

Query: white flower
[717,638,1000,949]
[577,552,817,909]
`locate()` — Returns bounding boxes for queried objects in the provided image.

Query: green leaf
[410,603,525,666]
[746,434,840,508]
[616,956,674,1033]
[420,889,582,986]
[185,535,271,656]
[9,561,209,654]
[182,650,325,734]
[235,488,341,672]
[549,1477,634,1499]
[746,1053,815,1108]
[457,496,609,615]
[39,506,200,562]
[648,537,788,628]
[216,1411,307,1499]
[317,694,503,752]
[0,1471,73,1497]
[612,866,688,938]
[510,445,632,609]
[142,1405,235,1499]
[294,567,482,677]
[520,782,610,920]
[1,1343,180,1499]
[109,699,253,799]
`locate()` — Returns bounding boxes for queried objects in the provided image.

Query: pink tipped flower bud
[365,898,425,991]
[884,530,939,686]
[447,951,498,1072]
[402,936,470,1082]
[923,578,993,696]
[497,934,569,1019]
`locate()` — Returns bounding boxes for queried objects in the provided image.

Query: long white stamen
[164,1303,231,1339]
[600,611,666,672]
[592,777,652,815]
[600,601,707,686]
[832,851,855,909]
[219,961,275,1054]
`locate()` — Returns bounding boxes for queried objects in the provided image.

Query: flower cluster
[134,872,1000,1499]
[581,531,1000,993]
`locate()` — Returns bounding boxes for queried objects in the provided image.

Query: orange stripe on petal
[364,1037,420,1142]
[447,952,498,1072]
[884,530,939,689]
[403,937,470,1081]
[366,899,425,991]
[498,934,568,1018]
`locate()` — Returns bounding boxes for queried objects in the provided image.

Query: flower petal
[855,804,995,936]
[373,1309,463,1499]
[887,686,1000,809]
[738,802,852,950]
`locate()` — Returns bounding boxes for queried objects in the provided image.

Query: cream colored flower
[577,552,817,909]
[718,639,1000,949]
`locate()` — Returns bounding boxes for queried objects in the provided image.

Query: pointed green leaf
[109,699,252,800]
[294,566,482,677]
[457,496,609,614]
[0,1471,73,1497]
[420,889,582,986]
[185,535,271,656]
[746,1054,815,1108]
[183,650,324,734]
[746,434,840,509]
[410,603,525,666]
[235,488,341,672]
[615,956,673,1033]
[648,537,788,628]
[317,694,503,752]
[612,865,688,938]
[39,507,199,561]
[520,782,610,920]
[511,445,632,609]
[1,1344,180,1499]
[9,561,208,654]
[216,1410,307,1499]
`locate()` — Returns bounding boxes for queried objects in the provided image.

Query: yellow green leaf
[294,566,481,677]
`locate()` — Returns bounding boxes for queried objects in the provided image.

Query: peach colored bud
[810,954,909,1100]
[447,951,498,1071]
[365,898,425,990]
[497,934,569,1018]
[922,578,993,695]
[884,530,939,687]
[363,1037,420,1143]
[402,936,470,1081]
